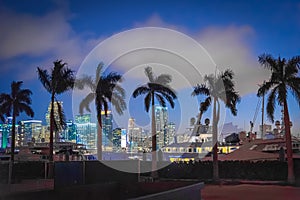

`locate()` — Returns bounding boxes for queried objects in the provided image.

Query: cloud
[131,14,270,96]
[196,25,270,95]
[0,6,103,77]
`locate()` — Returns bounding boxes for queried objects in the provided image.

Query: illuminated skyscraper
[155,106,168,132]
[166,122,176,145]
[61,120,77,143]
[127,117,135,149]
[127,117,145,151]
[155,105,168,148]
[101,111,113,147]
[0,117,19,148]
[75,114,96,150]
[19,120,42,145]
[112,128,121,150]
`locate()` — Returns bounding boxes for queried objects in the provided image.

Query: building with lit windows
[61,120,77,143]
[101,111,113,147]
[155,105,168,149]
[19,120,42,145]
[112,128,121,150]
[75,114,96,150]
[166,122,176,145]
[0,117,19,148]
[127,118,145,151]
[0,123,10,149]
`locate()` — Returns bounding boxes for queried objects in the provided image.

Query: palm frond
[16,89,33,105]
[133,86,151,98]
[266,86,278,122]
[37,67,52,93]
[156,74,172,85]
[144,92,151,112]
[11,81,22,98]
[56,68,75,94]
[111,92,127,115]
[16,102,34,118]
[145,66,155,82]
[155,94,167,107]
[56,101,66,130]
[79,92,95,115]
[157,91,175,108]
[221,69,234,79]
[200,97,211,112]
[257,81,275,97]
[95,62,104,84]
[284,63,298,79]
[75,75,95,91]
[288,77,300,107]
[287,55,300,70]
[192,84,210,96]
[258,53,277,70]
[105,72,122,84]
[277,84,287,105]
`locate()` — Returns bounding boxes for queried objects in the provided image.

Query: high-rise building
[127,117,145,151]
[0,123,10,148]
[112,128,121,150]
[155,105,168,148]
[121,128,127,148]
[127,117,135,149]
[101,111,113,147]
[61,120,77,143]
[0,117,19,148]
[155,106,168,132]
[75,114,96,150]
[19,120,42,145]
[166,122,176,145]
[45,101,64,142]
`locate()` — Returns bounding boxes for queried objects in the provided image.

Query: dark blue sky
[0,0,299,134]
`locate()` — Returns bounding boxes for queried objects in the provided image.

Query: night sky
[0,0,299,135]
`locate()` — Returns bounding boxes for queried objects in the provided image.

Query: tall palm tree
[195,99,211,125]
[257,54,300,184]
[132,66,177,175]
[76,62,126,160]
[37,60,75,162]
[0,81,34,161]
[192,69,240,181]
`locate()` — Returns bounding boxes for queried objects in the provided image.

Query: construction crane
[250,97,262,133]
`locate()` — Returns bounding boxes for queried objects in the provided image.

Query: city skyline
[0,0,300,135]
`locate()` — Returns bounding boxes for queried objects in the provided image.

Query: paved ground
[1,179,300,200]
[0,179,54,196]
[202,184,300,200]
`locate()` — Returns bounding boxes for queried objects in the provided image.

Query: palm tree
[192,69,240,181]
[37,60,75,162]
[132,66,177,175]
[0,81,34,161]
[0,81,34,184]
[76,62,126,160]
[257,54,300,184]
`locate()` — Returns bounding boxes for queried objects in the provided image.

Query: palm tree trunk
[97,113,103,160]
[212,98,219,181]
[47,93,55,179]
[151,93,157,178]
[196,111,202,125]
[283,99,295,184]
[11,110,16,162]
[49,93,55,162]
[9,109,16,184]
